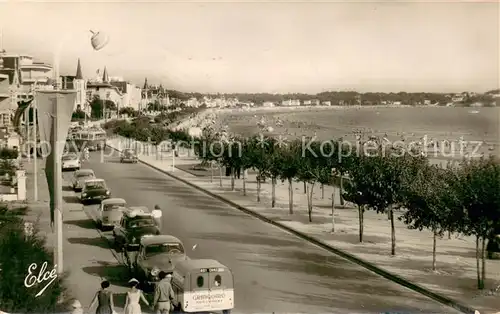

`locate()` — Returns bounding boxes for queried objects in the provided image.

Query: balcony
[20,63,52,71]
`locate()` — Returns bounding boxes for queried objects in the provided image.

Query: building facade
[0,73,10,127]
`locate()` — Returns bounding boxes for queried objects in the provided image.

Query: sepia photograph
[0,1,498,313]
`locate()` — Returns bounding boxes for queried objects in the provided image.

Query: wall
[124,83,142,110]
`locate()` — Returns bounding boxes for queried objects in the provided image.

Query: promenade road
[84,148,459,313]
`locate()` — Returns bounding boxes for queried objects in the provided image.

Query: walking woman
[124,278,150,314]
[88,280,115,314]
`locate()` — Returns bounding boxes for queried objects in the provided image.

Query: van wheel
[96,220,102,230]
[222,310,231,314]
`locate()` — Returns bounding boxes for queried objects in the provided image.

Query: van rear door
[207,268,233,311]
[186,269,210,312]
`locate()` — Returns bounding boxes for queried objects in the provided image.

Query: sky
[0,0,498,94]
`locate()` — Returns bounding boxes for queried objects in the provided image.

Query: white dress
[124,290,142,314]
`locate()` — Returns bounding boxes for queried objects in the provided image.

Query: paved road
[75,148,459,313]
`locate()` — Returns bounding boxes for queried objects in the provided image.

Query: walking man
[153,271,175,314]
[152,204,163,230]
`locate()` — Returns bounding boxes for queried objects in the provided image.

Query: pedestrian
[153,271,175,314]
[70,299,83,314]
[88,280,115,314]
[124,278,150,314]
[152,204,163,230]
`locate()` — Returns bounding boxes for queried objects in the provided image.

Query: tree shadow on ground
[62,186,74,191]
[67,237,110,249]
[82,261,131,288]
[64,219,96,229]
[63,196,81,204]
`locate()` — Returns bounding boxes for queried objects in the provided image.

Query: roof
[140,235,182,246]
[76,169,94,174]
[75,58,83,80]
[102,66,109,82]
[175,259,227,272]
[101,198,126,205]
[123,207,152,218]
[84,178,105,183]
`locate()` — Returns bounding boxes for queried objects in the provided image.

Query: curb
[106,142,476,314]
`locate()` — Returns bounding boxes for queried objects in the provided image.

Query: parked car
[125,235,188,285]
[96,198,127,230]
[80,178,111,205]
[113,207,160,251]
[71,169,95,191]
[120,149,138,163]
[62,153,81,171]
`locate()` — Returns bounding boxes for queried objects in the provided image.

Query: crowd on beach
[181,108,496,160]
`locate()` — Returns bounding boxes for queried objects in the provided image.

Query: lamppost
[31,81,40,201]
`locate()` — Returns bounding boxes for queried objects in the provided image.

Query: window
[196,276,204,288]
[127,218,155,229]
[86,181,105,189]
[145,243,184,257]
[214,275,221,287]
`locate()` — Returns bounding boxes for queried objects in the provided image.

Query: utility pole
[32,83,38,201]
[52,96,63,273]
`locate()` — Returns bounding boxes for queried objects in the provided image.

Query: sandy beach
[182,106,499,159]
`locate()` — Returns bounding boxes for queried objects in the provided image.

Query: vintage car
[171,259,234,314]
[112,207,161,251]
[71,169,96,191]
[81,179,111,204]
[96,198,127,230]
[120,149,138,163]
[62,153,81,171]
[125,235,188,285]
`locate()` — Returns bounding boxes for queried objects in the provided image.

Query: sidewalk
[22,159,156,313]
[108,135,500,314]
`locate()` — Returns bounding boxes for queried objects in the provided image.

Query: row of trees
[189,132,499,290]
[103,117,194,145]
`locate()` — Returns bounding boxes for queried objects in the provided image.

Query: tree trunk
[448,231,451,239]
[331,189,335,233]
[219,165,223,187]
[307,183,315,222]
[230,167,235,191]
[481,236,487,288]
[390,208,396,255]
[210,162,214,183]
[271,176,276,208]
[242,169,247,196]
[339,176,345,206]
[476,235,483,289]
[256,176,261,203]
[432,230,437,271]
[321,183,324,199]
[303,181,306,194]
[358,205,364,243]
[288,178,294,215]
